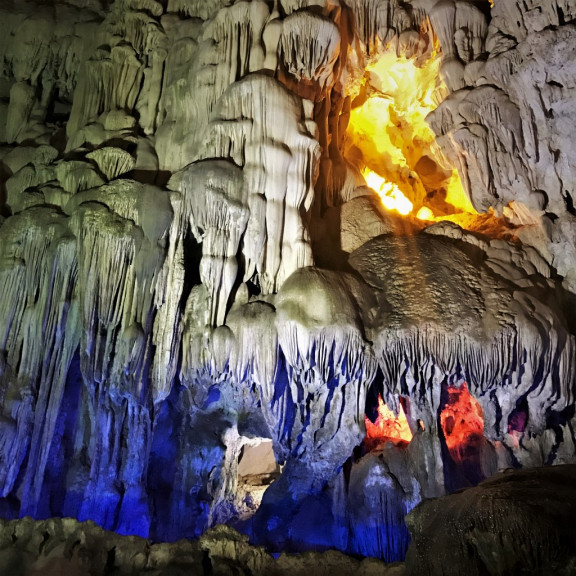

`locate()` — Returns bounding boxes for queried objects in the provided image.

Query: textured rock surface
[0,517,402,576]
[428,6,576,289]
[1,465,575,576]
[405,464,576,576]
[0,0,575,565]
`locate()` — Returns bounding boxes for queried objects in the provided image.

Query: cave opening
[236,437,280,521]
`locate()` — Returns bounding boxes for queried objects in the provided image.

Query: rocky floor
[0,518,400,576]
[1,465,576,576]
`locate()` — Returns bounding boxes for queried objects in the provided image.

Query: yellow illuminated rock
[347,48,475,216]
[363,168,413,215]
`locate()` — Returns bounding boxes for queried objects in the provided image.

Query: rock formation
[0,516,402,576]
[405,464,576,576]
[0,465,574,576]
[0,0,575,565]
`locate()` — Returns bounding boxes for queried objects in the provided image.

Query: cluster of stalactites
[0,173,181,523]
[373,326,575,444]
[169,75,320,328]
[178,267,377,464]
[348,233,576,467]
[0,207,79,513]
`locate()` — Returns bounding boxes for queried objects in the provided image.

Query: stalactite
[195,74,320,295]
[279,13,340,89]
[0,208,79,508]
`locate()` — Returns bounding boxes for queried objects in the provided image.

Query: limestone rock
[405,465,576,576]
[0,516,403,576]
[87,147,137,180]
[429,18,576,291]
[0,0,574,566]
[279,13,340,89]
[349,234,575,444]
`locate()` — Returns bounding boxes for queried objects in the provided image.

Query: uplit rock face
[0,0,575,565]
[428,4,576,290]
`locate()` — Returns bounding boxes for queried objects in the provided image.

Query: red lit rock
[365,395,413,450]
[440,382,484,464]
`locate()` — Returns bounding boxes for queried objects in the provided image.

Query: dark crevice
[365,367,384,425]
[508,397,529,434]
[180,232,203,312]
[564,191,576,216]
[104,546,117,575]
[202,550,213,575]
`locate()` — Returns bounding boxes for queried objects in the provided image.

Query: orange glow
[364,395,413,449]
[440,383,484,463]
[443,168,475,213]
[347,47,475,217]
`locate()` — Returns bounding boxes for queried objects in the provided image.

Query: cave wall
[0,0,575,562]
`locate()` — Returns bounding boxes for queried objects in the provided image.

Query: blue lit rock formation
[0,0,575,566]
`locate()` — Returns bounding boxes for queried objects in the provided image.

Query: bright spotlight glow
[347,47,476,217]
[363,169,413,215]
[416,207,435,220]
